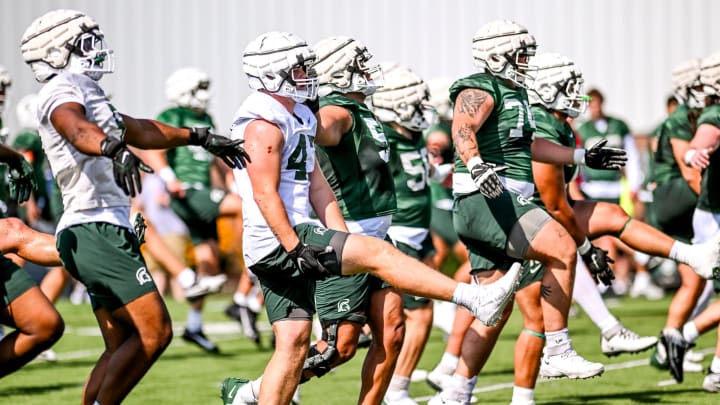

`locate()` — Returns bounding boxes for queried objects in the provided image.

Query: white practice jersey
[230,91,317,265]
[37,72,131,233]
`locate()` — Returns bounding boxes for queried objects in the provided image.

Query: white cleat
[35,349,58,362]
[540,348,604,379]
[426,366,454,392]
[469,262,522,327]
[184,273,228,300]
[383,390,418,405]
[687,233,720,279]
[703,370,720,393]
[601,327,658,357]
[427,393,469,405]
[686,349,705,363]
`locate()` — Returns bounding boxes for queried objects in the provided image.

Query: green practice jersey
[449,73,535,193]
[577,116,630,182]
[653,104,696,186]
[316,94,397,220]
[530,106,577,205]
[156,106,215,188]
[696,104,720,212]
[385,123,431,228]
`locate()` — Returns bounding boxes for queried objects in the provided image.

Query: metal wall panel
[1,0,718,135]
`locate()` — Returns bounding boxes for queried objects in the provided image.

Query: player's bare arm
[315,105,353,147]
[532,160,586,245]
[244,119,300,251]
[308,159,348,232]
[451,88,493,164]
[670,138,702,194]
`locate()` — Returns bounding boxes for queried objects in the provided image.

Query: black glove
[100,137,153,198]
[580,244,615,286]
[468,157,507,198]
[287,242,336,280]
[188,127,251,169]
[584,139,627,170]
[7,158,36,203]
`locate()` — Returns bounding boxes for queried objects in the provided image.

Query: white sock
[712,356,720,374]
[186,308,203,332]
[669,241,692,265]
[94,401,102,405]
[438,352,459,372]
[233,292,248,306]
[177,268,196,289]
[451,283,474,309]
[247,296,262,313]
[682,321,700,343]
[446,374,477,402]
[573,257,617,329]
[387,375,410,392]
[545,329,571,356]
[511,386,535,404]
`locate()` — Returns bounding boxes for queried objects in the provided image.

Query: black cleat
[182,328,220,354]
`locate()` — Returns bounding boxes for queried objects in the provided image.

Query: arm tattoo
[541,284,552,298]
[453,123,479,162]
[457,89,489,116]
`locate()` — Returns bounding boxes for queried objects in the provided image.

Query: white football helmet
[165,67,211,113]
[700,50,720,98]
[16,93,39,130]
[426,77,454,123]
[370,63,432,132]
[472,19,537,88]
[528,53,588,118]
[0,65,11,114]
[20,9,115,82]
[672,59,704,109]
[313,36,384,97]
[242,31,318,102]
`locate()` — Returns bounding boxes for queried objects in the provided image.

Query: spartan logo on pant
[337,298,350,312]
[136,267,152,285]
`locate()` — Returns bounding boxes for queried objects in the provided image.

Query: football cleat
[182,328,219,354]
[660,328,694,382]
[469,262,522,327]
[703,368,720,393]
[601,326,658,357]
[383,390,418,405]
[540,349,604,379]
[184,273,227,301]
[220,377,253,405]
[685,233,720,279]
[427,393,469,405]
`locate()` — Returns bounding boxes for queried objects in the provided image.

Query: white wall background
[1,0,718,136]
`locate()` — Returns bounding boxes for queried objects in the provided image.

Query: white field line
[412,347,716,402]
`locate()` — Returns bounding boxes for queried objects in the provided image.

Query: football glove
[7,157,36,203]
[583,139,627,170]
[131,211,147,245]
[468,157,507,198]
[287,242,336,280]
[188,127,251,169]
[579,242,615,286]
[100,137,153,198]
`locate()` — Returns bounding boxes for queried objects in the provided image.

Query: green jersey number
[504,99,535,138]
[399,150,429,192]
[287,133,308,180]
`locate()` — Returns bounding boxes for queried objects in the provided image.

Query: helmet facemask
[276,63,319,102]
[347,49,384,95]
[369,63,429,132]
[528,53,588,118]
[500,45,537,88]
[67,30,115,80]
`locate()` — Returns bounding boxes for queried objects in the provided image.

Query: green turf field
[1,293,717,404]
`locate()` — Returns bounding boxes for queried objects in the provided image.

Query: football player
[219,31,522,405]
[428,20,629,405]
[20,9,249,404]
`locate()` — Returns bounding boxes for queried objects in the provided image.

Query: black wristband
[100,137,123,158]
[188,127,206,146]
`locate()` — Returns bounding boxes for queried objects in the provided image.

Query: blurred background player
[576,88,663,298]
[144,66,246,353]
